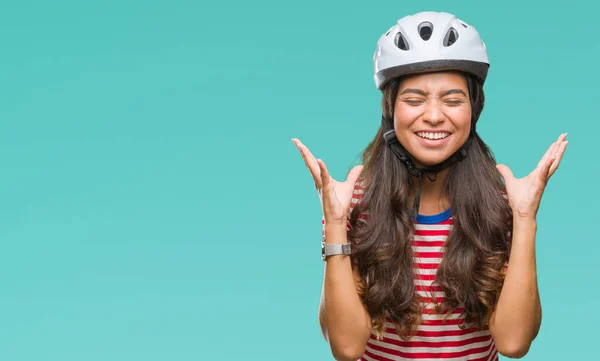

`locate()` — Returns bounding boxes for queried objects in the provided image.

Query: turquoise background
[0,0,594,360]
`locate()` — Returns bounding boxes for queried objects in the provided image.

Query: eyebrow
[398,88,467,97]
[440,89,467,97]
[398,88,427,96]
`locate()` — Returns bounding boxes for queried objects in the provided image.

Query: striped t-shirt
[323,182,500,361]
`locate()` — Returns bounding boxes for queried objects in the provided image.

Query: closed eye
[400,98,424,106]
[445,99,466,106]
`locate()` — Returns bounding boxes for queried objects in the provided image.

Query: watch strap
[322,242,352,260]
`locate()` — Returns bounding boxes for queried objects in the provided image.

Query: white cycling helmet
[373,11,489,90]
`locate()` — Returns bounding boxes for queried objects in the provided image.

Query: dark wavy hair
[348,72,513,339]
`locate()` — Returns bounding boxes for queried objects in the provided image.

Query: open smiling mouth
[415,131,451,140]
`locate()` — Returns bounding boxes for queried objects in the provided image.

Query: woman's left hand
[495,133,568,221]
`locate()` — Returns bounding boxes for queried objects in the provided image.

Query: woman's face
[393,71,472,167]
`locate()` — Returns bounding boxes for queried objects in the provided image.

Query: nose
[422,101,445,125]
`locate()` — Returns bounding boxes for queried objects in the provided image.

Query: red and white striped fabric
[322,182,499,361]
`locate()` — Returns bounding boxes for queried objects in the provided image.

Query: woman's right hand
[292,138,364,227]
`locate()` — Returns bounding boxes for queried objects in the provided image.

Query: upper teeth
[417,132,450,140]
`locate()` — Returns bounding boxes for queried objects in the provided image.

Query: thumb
[346,164,364,184]
[495,164,514,182]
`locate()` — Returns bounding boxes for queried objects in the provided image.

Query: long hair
[348,72,513,339]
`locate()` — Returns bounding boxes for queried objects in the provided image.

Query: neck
[411,168,450,215]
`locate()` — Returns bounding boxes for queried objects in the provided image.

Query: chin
[411,153,453,167]
[408,141,465,168]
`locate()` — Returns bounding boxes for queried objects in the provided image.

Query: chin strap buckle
[383,130,398,145]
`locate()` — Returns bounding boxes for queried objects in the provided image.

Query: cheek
[393,104,419,129]
[446,108,472,135]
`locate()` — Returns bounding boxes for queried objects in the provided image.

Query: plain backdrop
[0,1,595,360]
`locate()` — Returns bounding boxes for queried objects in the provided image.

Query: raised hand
[495,133,568,220]
[292,138,363,226]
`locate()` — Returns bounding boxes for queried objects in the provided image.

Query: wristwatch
[321,239,352,261]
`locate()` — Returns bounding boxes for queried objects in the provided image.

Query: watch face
[321,240,325,260]
[343,243,351,255]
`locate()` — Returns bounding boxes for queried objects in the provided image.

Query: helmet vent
[394,32,409,50]
[418,22,433,41]
[443,27,459,47]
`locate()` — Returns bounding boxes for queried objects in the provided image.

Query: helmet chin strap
[382,118,473,219]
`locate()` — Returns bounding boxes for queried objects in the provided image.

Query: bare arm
[318,224,372,361]
[292,138,371,360]
[491,133,568,358]
[489,218,542,358]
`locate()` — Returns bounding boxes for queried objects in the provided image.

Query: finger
[538,154,554,185]
[558,132,567,142]
[294,139,319,170]
[317,159,333,193]
[544,133,567,177]
[301,143,323,189]
[550,133,567,159]
[548,140,568,178]
[346,165,364,185]
[296,145,320,186]
[536,139,559,170]
[537,133,567,170]
[495,164,514,183]
[293,138,322,187]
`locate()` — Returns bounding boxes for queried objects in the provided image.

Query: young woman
[292,11,568,361]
